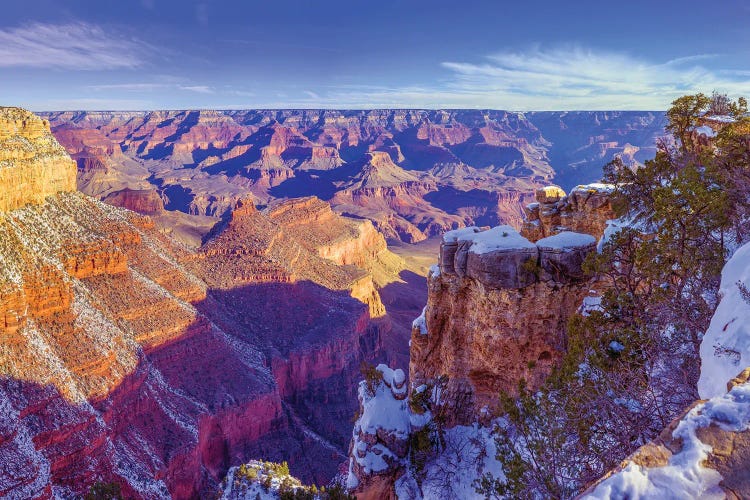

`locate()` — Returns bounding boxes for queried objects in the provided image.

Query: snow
[705,114,736,123]
[597,218,633,252]
[412,307,428,335]
[586,240,750,498]
[358,365,410,436]
[573,183,615,194]
[609,341,625,353]
[467,226,536,255]
[695,125,718,138]
[394,422,505,500]
[443,226,481,243]
[220,460,308,500]
[428,263,440,278]
[580,293,603,316]
[583,381,750,500]
[698,240,750,399]
[536,231,596,250]
[347,364,411,486]
[526,202,540,211]
[443,225,536,255]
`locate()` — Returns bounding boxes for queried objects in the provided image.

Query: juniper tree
[477,93,750,499]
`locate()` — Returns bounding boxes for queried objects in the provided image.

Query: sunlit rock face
[521,183,616,243]
[411,226,596,420]
[0,107,77,212]
[411,186,612,424]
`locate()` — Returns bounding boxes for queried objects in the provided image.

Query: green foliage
[229,460,355,499]
[84,482,123,500]
[321,484,356,500]
[521,256,541,278]
[666,93,710,151]
[408,386,430,415]
[359,361,382,397]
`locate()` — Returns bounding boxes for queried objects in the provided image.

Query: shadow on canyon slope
[378,270,428,369]
[1,279,400,499]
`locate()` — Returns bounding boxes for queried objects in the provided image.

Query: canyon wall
[0,107,77,211]
[42,109,665,242]
[0,107,402,498]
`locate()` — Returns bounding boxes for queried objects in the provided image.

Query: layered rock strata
[0,108,402,498]
[521,183,615,242]
[43,109,666,242]
[0,107,77,211]
[411,225,597,418]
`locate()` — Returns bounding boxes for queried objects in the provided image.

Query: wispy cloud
[436,46,749,109]
[86,82,214,94]
[267,46,750,110]
[179,85,214,94]
[87,83,171,91]
[0,22,152,70]
[26,97,155,111]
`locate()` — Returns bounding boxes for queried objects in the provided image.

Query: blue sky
[1,0,749,110]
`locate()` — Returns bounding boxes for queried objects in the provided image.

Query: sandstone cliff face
[103,187,165,215]
[0,107,77,212]
[410,226,597,418]
[521,183,615,242]
[0,109,402,498]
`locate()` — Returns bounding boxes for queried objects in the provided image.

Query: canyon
[0,107,410,498]
[42,109,666,244]
[0,106,680,499]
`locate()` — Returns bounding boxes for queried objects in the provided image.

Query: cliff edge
[0,107,77,212]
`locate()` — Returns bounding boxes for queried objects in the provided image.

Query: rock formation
[521,183,615,242]
[0,107,77,211]
[103,187,165,215]
[346,365,413,499]
[580,370,750,499]
[43,109,665,242]
[411,225,598,418]
[0,107,406,498]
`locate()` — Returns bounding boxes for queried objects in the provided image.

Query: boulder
[537,232,597,282]
[535,185,567,204]
[466,248,538,289]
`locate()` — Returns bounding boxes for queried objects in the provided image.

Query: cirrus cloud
[0,22,152,70]
[274,46,750,110]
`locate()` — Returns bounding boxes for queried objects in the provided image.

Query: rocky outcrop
[0,107,77,212]
[521,183,615,242]
[415,227,596,417]
[580,371,750,499]
[103,187,165,215]
[347,365,411,499]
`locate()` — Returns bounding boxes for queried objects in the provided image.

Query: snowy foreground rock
[346,364,502,499]
[581,240,750,499]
